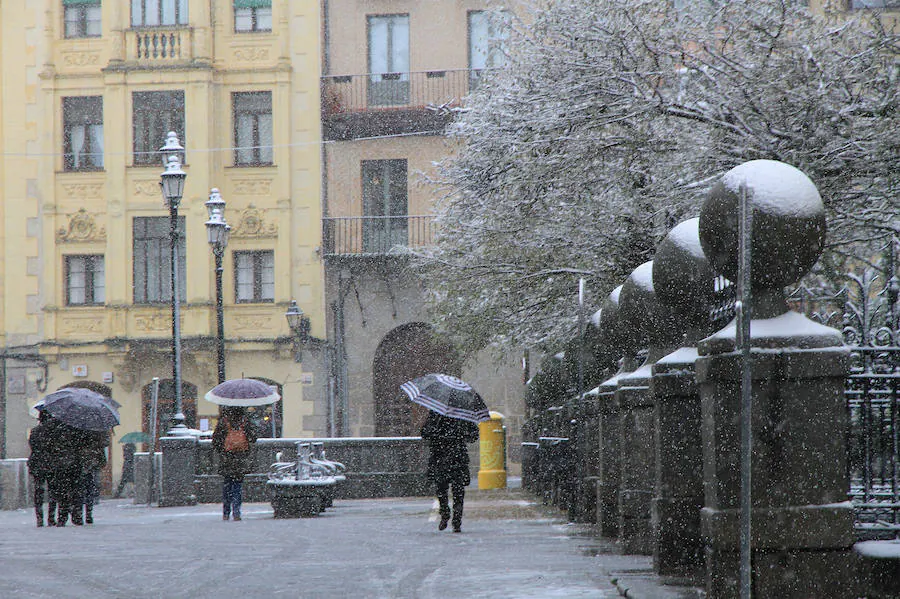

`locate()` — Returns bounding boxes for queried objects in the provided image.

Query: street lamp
[285,300,311,362]
[160,131,187,433]
[205,188,230,384]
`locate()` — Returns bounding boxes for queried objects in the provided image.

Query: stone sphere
[653,218,716,327]
[599,285,644,355]
[619,261,680,348]
[699,160,826,290]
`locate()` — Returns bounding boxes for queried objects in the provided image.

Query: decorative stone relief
[233,179,272,195]
[56,208,106,243]
[61,183,103,199]
[231,205,278,239]
[134,180,161,197]
[134,312,173,333]
[233,313,273,331]
[61,315,104,336]
[233,47,269,62]
[62,52,100,67]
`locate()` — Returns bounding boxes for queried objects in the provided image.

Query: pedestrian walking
[421,411,479,533]
[46,420,89,526]
[212,407,258,521]
[27,410,57,527]
[79,430,109,524]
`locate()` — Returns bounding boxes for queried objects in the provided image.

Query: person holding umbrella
[27,408,57,527]
[207,379,278,521]
[401,373,489,533]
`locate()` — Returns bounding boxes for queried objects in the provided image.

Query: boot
[35,506,44,528]
[85,504,93,525]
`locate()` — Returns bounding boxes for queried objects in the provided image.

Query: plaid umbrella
[400,373,490,423]
[204,378,281,407]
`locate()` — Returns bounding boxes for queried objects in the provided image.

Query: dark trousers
[50,467,83,525]
[436,480,465,527]
[32,474,56,524]
[222,477,243,518]
[81,469,99,521]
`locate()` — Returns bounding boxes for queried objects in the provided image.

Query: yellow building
[0,0,324,492]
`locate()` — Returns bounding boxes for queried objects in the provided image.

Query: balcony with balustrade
[321,69,482,140]
[322,215,436,258]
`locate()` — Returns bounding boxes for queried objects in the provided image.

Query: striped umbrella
[400,373,490,423]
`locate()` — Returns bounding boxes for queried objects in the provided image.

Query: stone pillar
[616,261,682,555]
[159,436,199,507]
[650,217,717,575]
[697,160,855,598]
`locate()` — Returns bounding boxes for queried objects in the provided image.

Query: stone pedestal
[597,376,622,537]
[617,364,656,555]
[697,321,854,598]
[575,391,600,523]
[651,347,704,575]
[159,436,199,507]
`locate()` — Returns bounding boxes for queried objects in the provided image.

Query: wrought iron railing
[322,215,436,257]
[789,237,900,538]
[321,69,483,116]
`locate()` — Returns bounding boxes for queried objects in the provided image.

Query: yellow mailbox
[478,411,507,489]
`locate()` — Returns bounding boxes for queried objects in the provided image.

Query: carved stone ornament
[233,313,273,331]
[57,208,106,243]
[62,52,100,67]
[233,47,270,62]
[231,205,278,239]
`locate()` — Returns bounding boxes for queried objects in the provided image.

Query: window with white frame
[131,0,188,27]
[233,92,273,166]
[234,0,271,32]
[234,250,274,303]
[367,14,410,106]
[66,255,105,306]
[64,0,102,38]
[468,10,509,74]
[63,96,104,171]
[133,216,186,304]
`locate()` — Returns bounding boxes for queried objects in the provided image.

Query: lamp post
[160,132,187,433]
[205,188,230,385]
[285,300,311,363]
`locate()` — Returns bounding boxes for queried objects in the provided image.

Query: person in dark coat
[45,420,90,526]
[28,410,57,527]
[421,411,479,533]
[79,431,109,524]
[212,407,258,521]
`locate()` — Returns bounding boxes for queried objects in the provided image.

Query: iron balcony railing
[322,215,435,257]
[321,69,485,116]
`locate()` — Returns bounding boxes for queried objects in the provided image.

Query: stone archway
[373,323,460,437]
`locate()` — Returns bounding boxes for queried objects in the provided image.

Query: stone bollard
[595,285,643,538]
[616,261,682,555]
[159,435,199,507]
[650,217,717,575]
[697,160,854,598]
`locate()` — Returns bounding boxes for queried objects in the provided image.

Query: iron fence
[322,215,436,257]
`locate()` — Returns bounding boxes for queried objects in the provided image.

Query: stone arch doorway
[373,323,461,437]
[57,381,115,495]
[141,379,198,451]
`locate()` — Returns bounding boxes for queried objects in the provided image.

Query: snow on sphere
[619,261,681,348]
[699,160,826,290]
[653,218,716,329]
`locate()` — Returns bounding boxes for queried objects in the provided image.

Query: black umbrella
[41,387,120,431]
[400,373,490,423]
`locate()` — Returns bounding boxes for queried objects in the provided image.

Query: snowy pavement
[0,489,701,598]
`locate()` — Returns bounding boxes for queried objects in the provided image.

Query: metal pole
[170,205,184,430]
[577,278,585,402]
[148,377,160,505]
[737,184,754,599]
[214,249,226,385]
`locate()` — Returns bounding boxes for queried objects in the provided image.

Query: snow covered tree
[415,0,900,353]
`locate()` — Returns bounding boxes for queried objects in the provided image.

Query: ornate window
[234,250,274,303]
[233,92,273,166]
[64,0,102,39]
[65,255,105,306]
[131,0,188,27]
[133,91,185,166]
[63,96,104,171]
[234,0,271,32]
[133,216,185,304]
